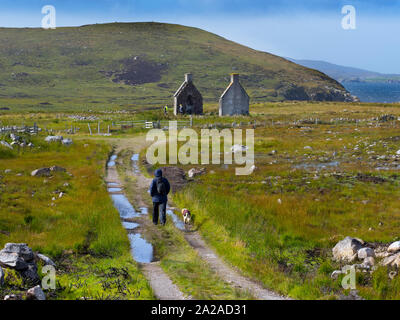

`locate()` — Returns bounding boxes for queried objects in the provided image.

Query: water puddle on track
[128,234,154,264]
[107,154,154,264]
[107,155,118,167]
[131,154,140,174]
[167,208,186,231]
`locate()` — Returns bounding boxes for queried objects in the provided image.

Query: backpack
[156,178,167,196]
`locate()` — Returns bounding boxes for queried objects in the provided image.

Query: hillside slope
[0,22,356,111]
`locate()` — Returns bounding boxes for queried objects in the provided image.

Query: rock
[61,138,73,146]
[304,146,312,150]
[388,241,400,253]
[331,270,342,279]
[4,169,11,174]
[362,257,375,268]
[358,247,375,260]
[381,253,400,267]
[332,237,363,262]
[4,294,21,300]
[0,251,28,270]
[50,166,66,173]
[0,141,13,149]
[0,266,4,287]
[3,243,34,261]
[231,144,248,153]
[36,253,56,267]
[20,263,40,285]
[31,168,51,177]
[26,285,46,300]
[188,168,206,178]
[45,136,63,143]
[389,271,398,280]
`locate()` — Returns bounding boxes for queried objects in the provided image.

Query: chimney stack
[231,73,239,83]
[185,73,193,83]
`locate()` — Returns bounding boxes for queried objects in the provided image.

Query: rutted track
[122,139,288,301]
[106,153,186,300]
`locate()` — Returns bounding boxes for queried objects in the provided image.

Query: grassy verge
[117,148,253,299]
[0,132,153,300]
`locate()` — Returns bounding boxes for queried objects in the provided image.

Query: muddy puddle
[108,155,118,167]
[131,154,140,174]
[167,207,186,231]
[122,221,139,230]
[128,234,154,264]
[107,155,154,264]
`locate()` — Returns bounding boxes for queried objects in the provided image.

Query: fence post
[88,123,92,135]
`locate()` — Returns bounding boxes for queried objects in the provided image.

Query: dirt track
[111,136,288,300]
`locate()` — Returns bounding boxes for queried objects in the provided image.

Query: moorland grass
[0,133,153,299]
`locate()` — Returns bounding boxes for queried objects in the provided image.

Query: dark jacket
[149,169,171,203]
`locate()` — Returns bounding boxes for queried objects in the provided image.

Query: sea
[342,82,400,103]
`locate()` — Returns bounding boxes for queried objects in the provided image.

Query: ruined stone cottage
[174,73,203,115]
[219,74,249,116]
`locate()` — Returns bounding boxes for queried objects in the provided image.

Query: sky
[0,0,399,73]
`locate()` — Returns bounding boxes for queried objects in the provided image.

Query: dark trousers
[153,202,167,225]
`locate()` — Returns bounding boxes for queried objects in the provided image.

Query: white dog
[181,208,192,224]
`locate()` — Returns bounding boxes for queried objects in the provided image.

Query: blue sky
[0,0,399,73]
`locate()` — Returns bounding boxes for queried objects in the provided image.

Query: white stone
[45,136,63,143]
[357,247,375,260]
[332,237,363,262]
[36,253,56,267]
[388,241,400,253]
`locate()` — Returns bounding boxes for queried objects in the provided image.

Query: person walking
[149,169,171,226]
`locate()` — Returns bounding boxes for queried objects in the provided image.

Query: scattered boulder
[388,241,400,253]
[358,247,375,260]
[188,167,206,178]
[31,168,51,177]
[361,257,375,268]
[3,243,34,261]
[381,253,400,268]
[0,243,40,285]
[389,271,398,280]
[332,237,363,262]
[26,285,46,300]
[45,136,63,143]
[0,251,28,270]
[61,138,73,146]
[4,169,11,174]
[20,263,40,285]
[4,294,21,300]
[36,253,56,267]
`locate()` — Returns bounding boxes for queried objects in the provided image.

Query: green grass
[0,133,153,300]
[169,102,400,299]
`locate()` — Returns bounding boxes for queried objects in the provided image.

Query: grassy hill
[0,22,355,112]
